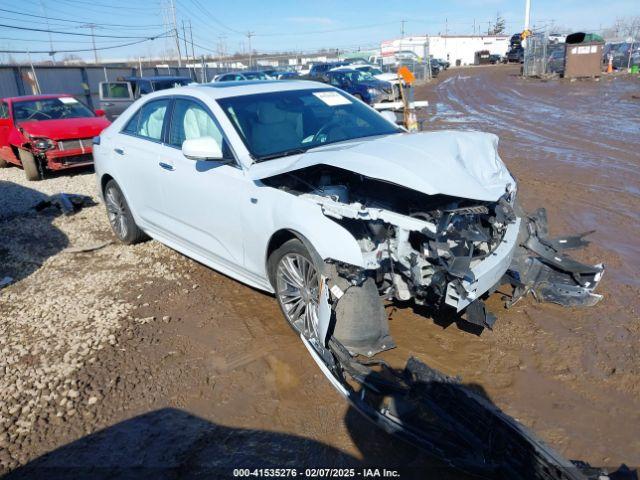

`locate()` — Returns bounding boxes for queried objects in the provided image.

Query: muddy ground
[0,65,639,477]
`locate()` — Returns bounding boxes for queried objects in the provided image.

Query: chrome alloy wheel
[105,185,128,240]
[276,253,320,341]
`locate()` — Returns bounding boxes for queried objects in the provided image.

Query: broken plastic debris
[34,193,96,216]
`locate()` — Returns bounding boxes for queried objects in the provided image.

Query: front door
[157,98,246,268]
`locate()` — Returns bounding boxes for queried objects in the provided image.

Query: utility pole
[523,0,531,48]
[182,20,189,66]
[169,0,182,67]
[445,18,448,36]
[247,31,254,68]
[401,19,406,38]
[189,21,196,71]
[38,0,56,63]
[86,24,98,64]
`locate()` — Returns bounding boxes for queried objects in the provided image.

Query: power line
[0,35,171,54]
[0,7,164,28]
[0,23,167,39]
[53,0,160,12]
[189,0,244,35]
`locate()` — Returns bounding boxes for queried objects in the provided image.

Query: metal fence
[523,35,550,77]
[523,34,569,78]
[0,65,203,110]
[0,57,434,110]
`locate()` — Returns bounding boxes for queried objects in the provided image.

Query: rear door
[111,98,171,229]
[99,82,134,120]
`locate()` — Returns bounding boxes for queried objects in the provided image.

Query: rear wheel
[0,157,8,168]
[18,149,41,181]
[268,238,321,342]
[103,179,147,244]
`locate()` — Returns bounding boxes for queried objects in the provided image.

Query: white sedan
[93,80,602,359]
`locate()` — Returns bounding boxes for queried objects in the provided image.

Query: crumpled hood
[249,130,515,202]
[18,117,110,141]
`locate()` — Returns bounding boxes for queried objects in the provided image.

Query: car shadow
[0,181,69,284]
[344,368,615,480]
[2,407,420,480]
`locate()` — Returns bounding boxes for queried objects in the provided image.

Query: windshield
[12,97,94,122]
[342,70,374,82]
[217,88,401,161]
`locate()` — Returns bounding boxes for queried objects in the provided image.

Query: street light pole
[247,31,254,68]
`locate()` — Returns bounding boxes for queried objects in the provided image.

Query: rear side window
[0,102,9,119]
[122,99,169,141]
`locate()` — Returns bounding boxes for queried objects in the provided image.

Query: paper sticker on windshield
[313,91,351,106]
[59,97,78,104]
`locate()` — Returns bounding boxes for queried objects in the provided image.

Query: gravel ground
[0,167,186,471]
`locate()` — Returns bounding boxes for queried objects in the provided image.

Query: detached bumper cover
[506,208,604,307]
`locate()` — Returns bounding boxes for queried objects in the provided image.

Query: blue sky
[2,0,638,62]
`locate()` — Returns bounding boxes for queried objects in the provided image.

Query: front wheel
[18,149,41,181]
[268,239,321,342]
[103,180,147,244]
[0,157,9,168]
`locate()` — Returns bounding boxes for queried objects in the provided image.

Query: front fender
[242,185,366,282]
[266,200,366,268]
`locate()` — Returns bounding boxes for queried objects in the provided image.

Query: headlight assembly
[33,138,56,151]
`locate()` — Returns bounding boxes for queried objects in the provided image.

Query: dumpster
[474,50,491,65]
[564,32,604,78]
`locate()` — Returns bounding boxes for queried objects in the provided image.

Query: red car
[0,94,110,180]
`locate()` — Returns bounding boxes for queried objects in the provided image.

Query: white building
[381,35,511,66]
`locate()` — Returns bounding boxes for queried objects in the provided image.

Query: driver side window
[168,99,231,158]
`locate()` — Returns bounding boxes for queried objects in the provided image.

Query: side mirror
[182,137,225,161]
[95,109,106,117]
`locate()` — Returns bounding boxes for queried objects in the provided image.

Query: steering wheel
[312,119,343,144]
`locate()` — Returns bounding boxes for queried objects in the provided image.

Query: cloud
[285,16,335,26]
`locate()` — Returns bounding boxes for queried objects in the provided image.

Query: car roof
[3,94,73,103]
[143,80,332,101]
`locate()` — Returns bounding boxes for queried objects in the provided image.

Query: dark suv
[308,62,347,82]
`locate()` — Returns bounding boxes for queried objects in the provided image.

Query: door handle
[159,162,174,171]
[114,148,124,155]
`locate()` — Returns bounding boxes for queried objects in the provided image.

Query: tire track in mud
[439,74,639,171]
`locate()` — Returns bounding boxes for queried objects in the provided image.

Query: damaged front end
[264,163,606,478]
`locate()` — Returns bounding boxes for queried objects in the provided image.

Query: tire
[18,149,41,181]
[268,238,321,341]
[353,93,364,101]
[0,157,8,168]
[103,179,147,244]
